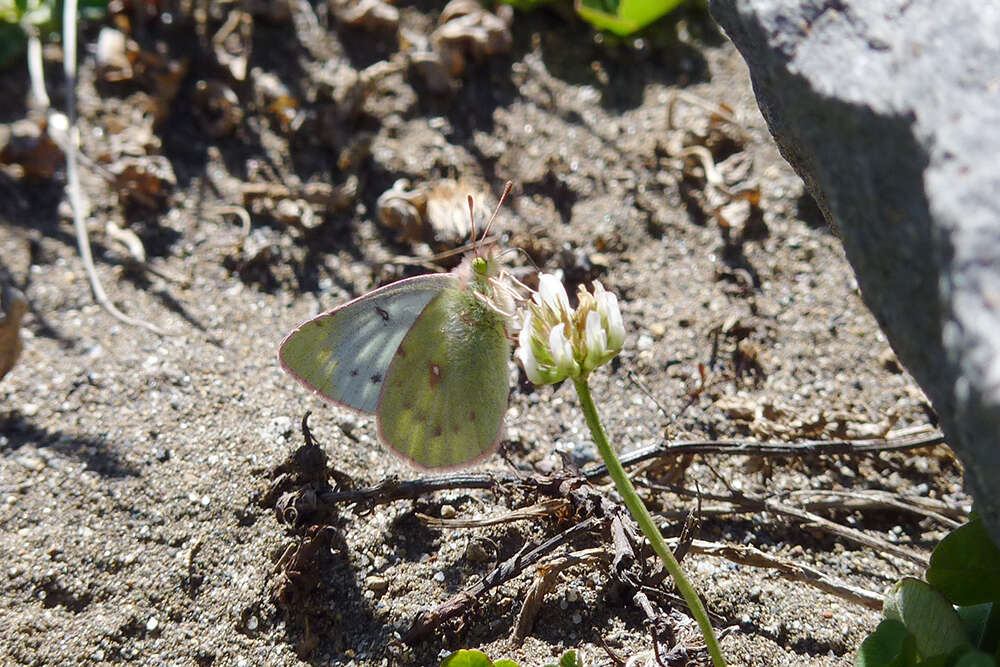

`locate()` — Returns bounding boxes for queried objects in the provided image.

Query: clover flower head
[515,273,625,385]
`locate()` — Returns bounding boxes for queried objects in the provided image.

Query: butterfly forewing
[279,274,456,413]
[377,285,511,468]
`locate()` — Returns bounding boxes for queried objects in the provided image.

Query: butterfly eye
[472,255,489,276]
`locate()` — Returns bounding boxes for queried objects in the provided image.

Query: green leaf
[855,619,916,667]
[966,600,999,657]
[618,0,683,29]
[922,655,962,667]
[984,604,1000,657]
[559,650,584,667]
[928,516,1000,607]
[9,0,50,27]
[439,651,520,667]
[1,0,22,22]
[575,0,685,36]
[884,577,971,659]
[953,649,1000,667]
[959,603,996,649]
[440,650,496,667]
[854,619,917,667]
[0,22,26,68]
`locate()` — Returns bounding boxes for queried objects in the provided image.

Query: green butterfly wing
[377,284,511,468]
[279,274,454,414]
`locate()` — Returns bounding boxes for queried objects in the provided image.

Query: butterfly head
[472,255,490,277]
[456,242,502,286]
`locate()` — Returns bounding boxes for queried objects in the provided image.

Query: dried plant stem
[573,376,726,667]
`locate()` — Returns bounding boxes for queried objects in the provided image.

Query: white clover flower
[515,273,625,385]
[536,273,571,315]
[584,310,607,369]
[516,311,544,385]
[549,323,580,378]
[593,281,625,352]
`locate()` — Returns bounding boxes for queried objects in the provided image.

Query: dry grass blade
[671,538,884,609]
[511,547,607,645]
[416,499,571,528]
[789,489,965,528]
[647,479,928,567]
[761,496,927,566]
[584,424,947,479]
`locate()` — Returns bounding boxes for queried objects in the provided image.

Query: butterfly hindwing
[278,274,456,413]
[377,284,511,468]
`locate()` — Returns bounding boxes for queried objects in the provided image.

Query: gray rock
[709,0,1000,540]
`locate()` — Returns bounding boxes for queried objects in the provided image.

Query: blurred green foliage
[440,648,584,667]
[856,514,1000,667]
[0,0,107,68]
[500,0,687,36]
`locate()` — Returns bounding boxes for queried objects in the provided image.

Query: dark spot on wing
[428,363,442,389]
[469,410,476,422]
[376,305,390,323]
[370,372,382,384]
[349,369,359,377]
[433,424,443,437]
[396,345,406,358]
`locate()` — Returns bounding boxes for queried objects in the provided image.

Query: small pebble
[440,504,456,519]
[19,454,47,471]
[146,616,158,632]
[433,571,445,583]
[465,541,490,563]
[365,575,388,594]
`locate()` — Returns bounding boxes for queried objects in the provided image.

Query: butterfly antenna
[500,246,538,271]
[482,181,513,243]
[467,194,479,258]
[468,181,514,258]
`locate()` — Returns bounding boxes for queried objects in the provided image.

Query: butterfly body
[279,253,512,469]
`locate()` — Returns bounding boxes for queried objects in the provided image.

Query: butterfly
[279,184,516,469]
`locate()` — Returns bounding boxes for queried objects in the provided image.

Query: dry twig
[402,517,600,643]
[267,422,952,650]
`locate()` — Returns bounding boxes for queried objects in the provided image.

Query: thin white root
[60,0,170,336]
[26,33,50,109]
[62,0,172,336]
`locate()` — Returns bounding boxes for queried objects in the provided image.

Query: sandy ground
[0,3,967,665]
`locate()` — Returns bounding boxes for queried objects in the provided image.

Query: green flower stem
[572,376,726,667]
